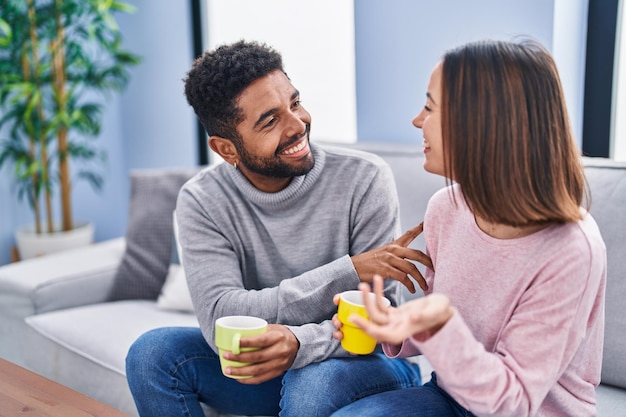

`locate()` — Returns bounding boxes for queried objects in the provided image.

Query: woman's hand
[351,275,454,345]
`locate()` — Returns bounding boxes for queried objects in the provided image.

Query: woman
[332,39,606,417]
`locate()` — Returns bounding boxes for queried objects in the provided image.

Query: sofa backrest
[582,157,626,389]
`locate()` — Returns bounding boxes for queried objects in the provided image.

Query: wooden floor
[0,358,132,417]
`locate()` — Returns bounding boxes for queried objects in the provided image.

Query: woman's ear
[209,136,238,165]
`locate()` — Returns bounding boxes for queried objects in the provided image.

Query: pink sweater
[384,186,606,417]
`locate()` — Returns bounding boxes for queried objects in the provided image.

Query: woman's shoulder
[425,184,469,228]
[545,211,605,251]
[428,184,464,211]
[533,212,606,282]
[569,211,606,257]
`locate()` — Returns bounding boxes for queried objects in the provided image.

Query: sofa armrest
[0,238,125,318]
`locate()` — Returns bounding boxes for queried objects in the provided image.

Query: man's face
[233,70,314,192]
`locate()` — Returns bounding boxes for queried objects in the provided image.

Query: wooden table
[0,358,132,417]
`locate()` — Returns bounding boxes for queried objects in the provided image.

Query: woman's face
[412,62,445,177]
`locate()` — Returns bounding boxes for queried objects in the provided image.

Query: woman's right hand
[351,275,454,345]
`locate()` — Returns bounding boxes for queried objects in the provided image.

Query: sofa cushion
[583,157,626,389]
[157,211,195,312]
[25,300,199,375]
[597,383,626,416]
[109,168,200,301]
[157,264,194,312]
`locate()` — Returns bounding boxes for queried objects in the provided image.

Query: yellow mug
[337,290,390,355]
[214,315,267,379]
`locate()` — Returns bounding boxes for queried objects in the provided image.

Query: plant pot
[14,222,95,260]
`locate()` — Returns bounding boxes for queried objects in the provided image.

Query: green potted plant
[0,0,140,259]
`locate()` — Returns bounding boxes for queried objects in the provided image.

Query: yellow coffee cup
[337,290,390,355]
[215,315,267,379]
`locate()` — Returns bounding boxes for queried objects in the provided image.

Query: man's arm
[176,156,423,370]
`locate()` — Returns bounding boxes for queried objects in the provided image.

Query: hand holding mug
[349,275,455,345]
[215,315,267,379]
[336,289,390,354]
[216,320,299,383]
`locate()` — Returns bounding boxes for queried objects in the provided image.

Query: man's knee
[280,359,359,416]
[126,327,206,379]
[126,328,172,384]
[280,355,421,417]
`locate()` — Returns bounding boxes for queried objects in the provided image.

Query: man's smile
[280,137,308,156]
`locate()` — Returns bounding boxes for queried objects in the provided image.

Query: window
[202,0,357,146]
[582,0,620,158]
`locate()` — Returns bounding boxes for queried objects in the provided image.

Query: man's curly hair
[184,40,284,142]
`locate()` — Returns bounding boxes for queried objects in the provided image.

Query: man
[126,40,431,417]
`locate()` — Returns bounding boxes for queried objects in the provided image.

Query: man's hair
[184,40,284,141]
[440,39,587,225]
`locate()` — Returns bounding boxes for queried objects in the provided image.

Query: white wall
[205,0,357,144]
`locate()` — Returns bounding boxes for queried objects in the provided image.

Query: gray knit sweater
[175,142,403,369]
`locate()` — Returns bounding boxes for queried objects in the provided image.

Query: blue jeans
[330,372,476,417]
[126,327,422,417]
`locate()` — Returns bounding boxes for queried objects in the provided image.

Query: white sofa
[0,142,625,416]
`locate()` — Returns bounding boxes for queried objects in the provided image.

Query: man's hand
[351,223,432,293]
[221,324,299,384]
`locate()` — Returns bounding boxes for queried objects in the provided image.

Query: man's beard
[235,128,315,178]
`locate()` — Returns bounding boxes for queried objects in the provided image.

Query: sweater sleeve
[285,162,405,368]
